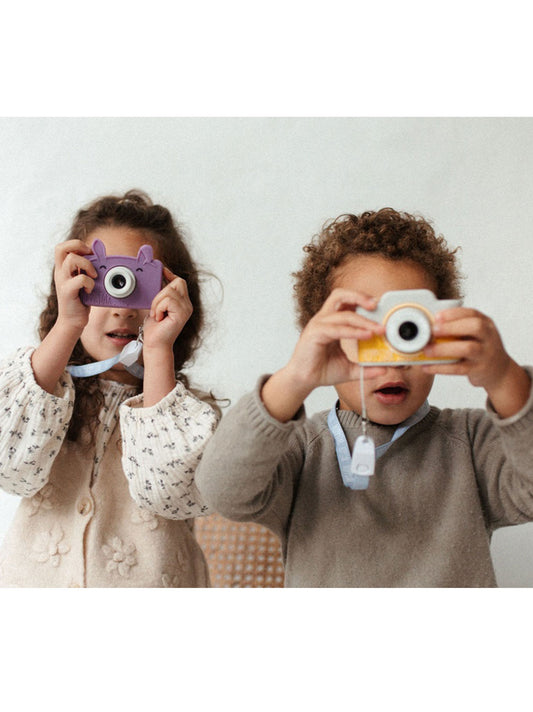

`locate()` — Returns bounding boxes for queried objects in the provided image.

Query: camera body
[80,239,163,309]
[340,289,462,366]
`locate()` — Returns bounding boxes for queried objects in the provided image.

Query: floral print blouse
[0,347,219,587]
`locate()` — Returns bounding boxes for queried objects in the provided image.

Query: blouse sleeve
[0,347,75,497]
[119,380,220,519]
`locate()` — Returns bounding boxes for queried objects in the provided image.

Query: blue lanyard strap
[327,400,430,490]
[67,339,144,379]
[328,406,370,490]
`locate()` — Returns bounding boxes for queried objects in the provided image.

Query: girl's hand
[141,267,193,353]
[54,239,97,332]
[31,240,97,394]
[141,268,193,407]
[423,307,530,418]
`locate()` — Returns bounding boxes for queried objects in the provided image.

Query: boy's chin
[338,397,419,426]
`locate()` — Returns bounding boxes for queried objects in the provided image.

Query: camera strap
[66,327,145,379]
[327,395,430,491]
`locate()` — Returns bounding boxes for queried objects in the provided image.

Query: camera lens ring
[104,266,137,299]
[385,306,431,354]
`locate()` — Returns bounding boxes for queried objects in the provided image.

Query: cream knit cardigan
[0,348,218,587]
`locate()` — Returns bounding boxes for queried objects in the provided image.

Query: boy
[196,208,532,587]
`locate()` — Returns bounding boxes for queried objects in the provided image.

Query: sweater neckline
[333,403,438,447]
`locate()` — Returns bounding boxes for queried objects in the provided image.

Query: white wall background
[0,117,532,586]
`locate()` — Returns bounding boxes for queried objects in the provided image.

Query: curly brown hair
[39,189,213,442]
[293,208,463,330]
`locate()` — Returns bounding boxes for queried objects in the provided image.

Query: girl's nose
[111,305,139,318]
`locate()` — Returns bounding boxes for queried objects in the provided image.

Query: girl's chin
[106,335,137,348]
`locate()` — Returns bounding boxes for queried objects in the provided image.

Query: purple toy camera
[80,239,163,309]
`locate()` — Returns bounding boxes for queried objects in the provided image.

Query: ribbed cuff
[486,365,533,432]
[120,379,218,428]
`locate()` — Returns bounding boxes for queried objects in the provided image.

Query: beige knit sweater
[0,348,218,587]
[196,371,533,587]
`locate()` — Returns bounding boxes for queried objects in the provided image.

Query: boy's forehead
[332,254,437,298]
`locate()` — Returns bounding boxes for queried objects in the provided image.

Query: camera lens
[385,306,431,354]
[398,321,419,342]
[111,274,127,291]
[104,266,136,299]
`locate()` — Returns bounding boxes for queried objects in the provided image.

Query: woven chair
[195,513,285,588]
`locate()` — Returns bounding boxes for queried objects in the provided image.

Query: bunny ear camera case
[80,239,163,309]
[340,289,462,367]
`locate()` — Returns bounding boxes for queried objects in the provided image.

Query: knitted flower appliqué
[161,547,188,587]
[131,507,159,531]
[31,523,70,567]
[28,483,57,517]
[102,537,137,577]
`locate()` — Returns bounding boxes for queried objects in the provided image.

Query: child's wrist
[52,317,84,344]
[141,346,177,407]
[142,343,174,364]
[260,367,313,423]
[484,359,531,419]
[141,344,176,379]
[280,361,319,401]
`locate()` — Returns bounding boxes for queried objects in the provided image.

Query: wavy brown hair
[293,208,463,330]
[39,190,215,442]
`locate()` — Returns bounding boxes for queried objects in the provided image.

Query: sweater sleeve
[119,381,220,519]
[0,347,74,497]
[471,365,533,527]
[195,376,306,538]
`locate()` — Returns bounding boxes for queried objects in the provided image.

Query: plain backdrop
[1,116,532,586]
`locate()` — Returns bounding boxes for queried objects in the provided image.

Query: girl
[0,190,219,587]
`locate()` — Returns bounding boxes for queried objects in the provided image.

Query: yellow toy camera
[340,289,462,366]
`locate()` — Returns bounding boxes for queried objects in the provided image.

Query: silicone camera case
[340,288,462,366]
[80,239,163,309]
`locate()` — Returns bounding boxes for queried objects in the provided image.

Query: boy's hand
[54,239,97,332]
[423,307,530,418]
[261,289,387,422]
[285,288,386,389]
[142,267,193,353]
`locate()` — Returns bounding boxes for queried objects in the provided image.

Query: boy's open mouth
[374,383,410,405]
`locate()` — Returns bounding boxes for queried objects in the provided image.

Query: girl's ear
[90,239,107,260]
[137,244,154,265]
